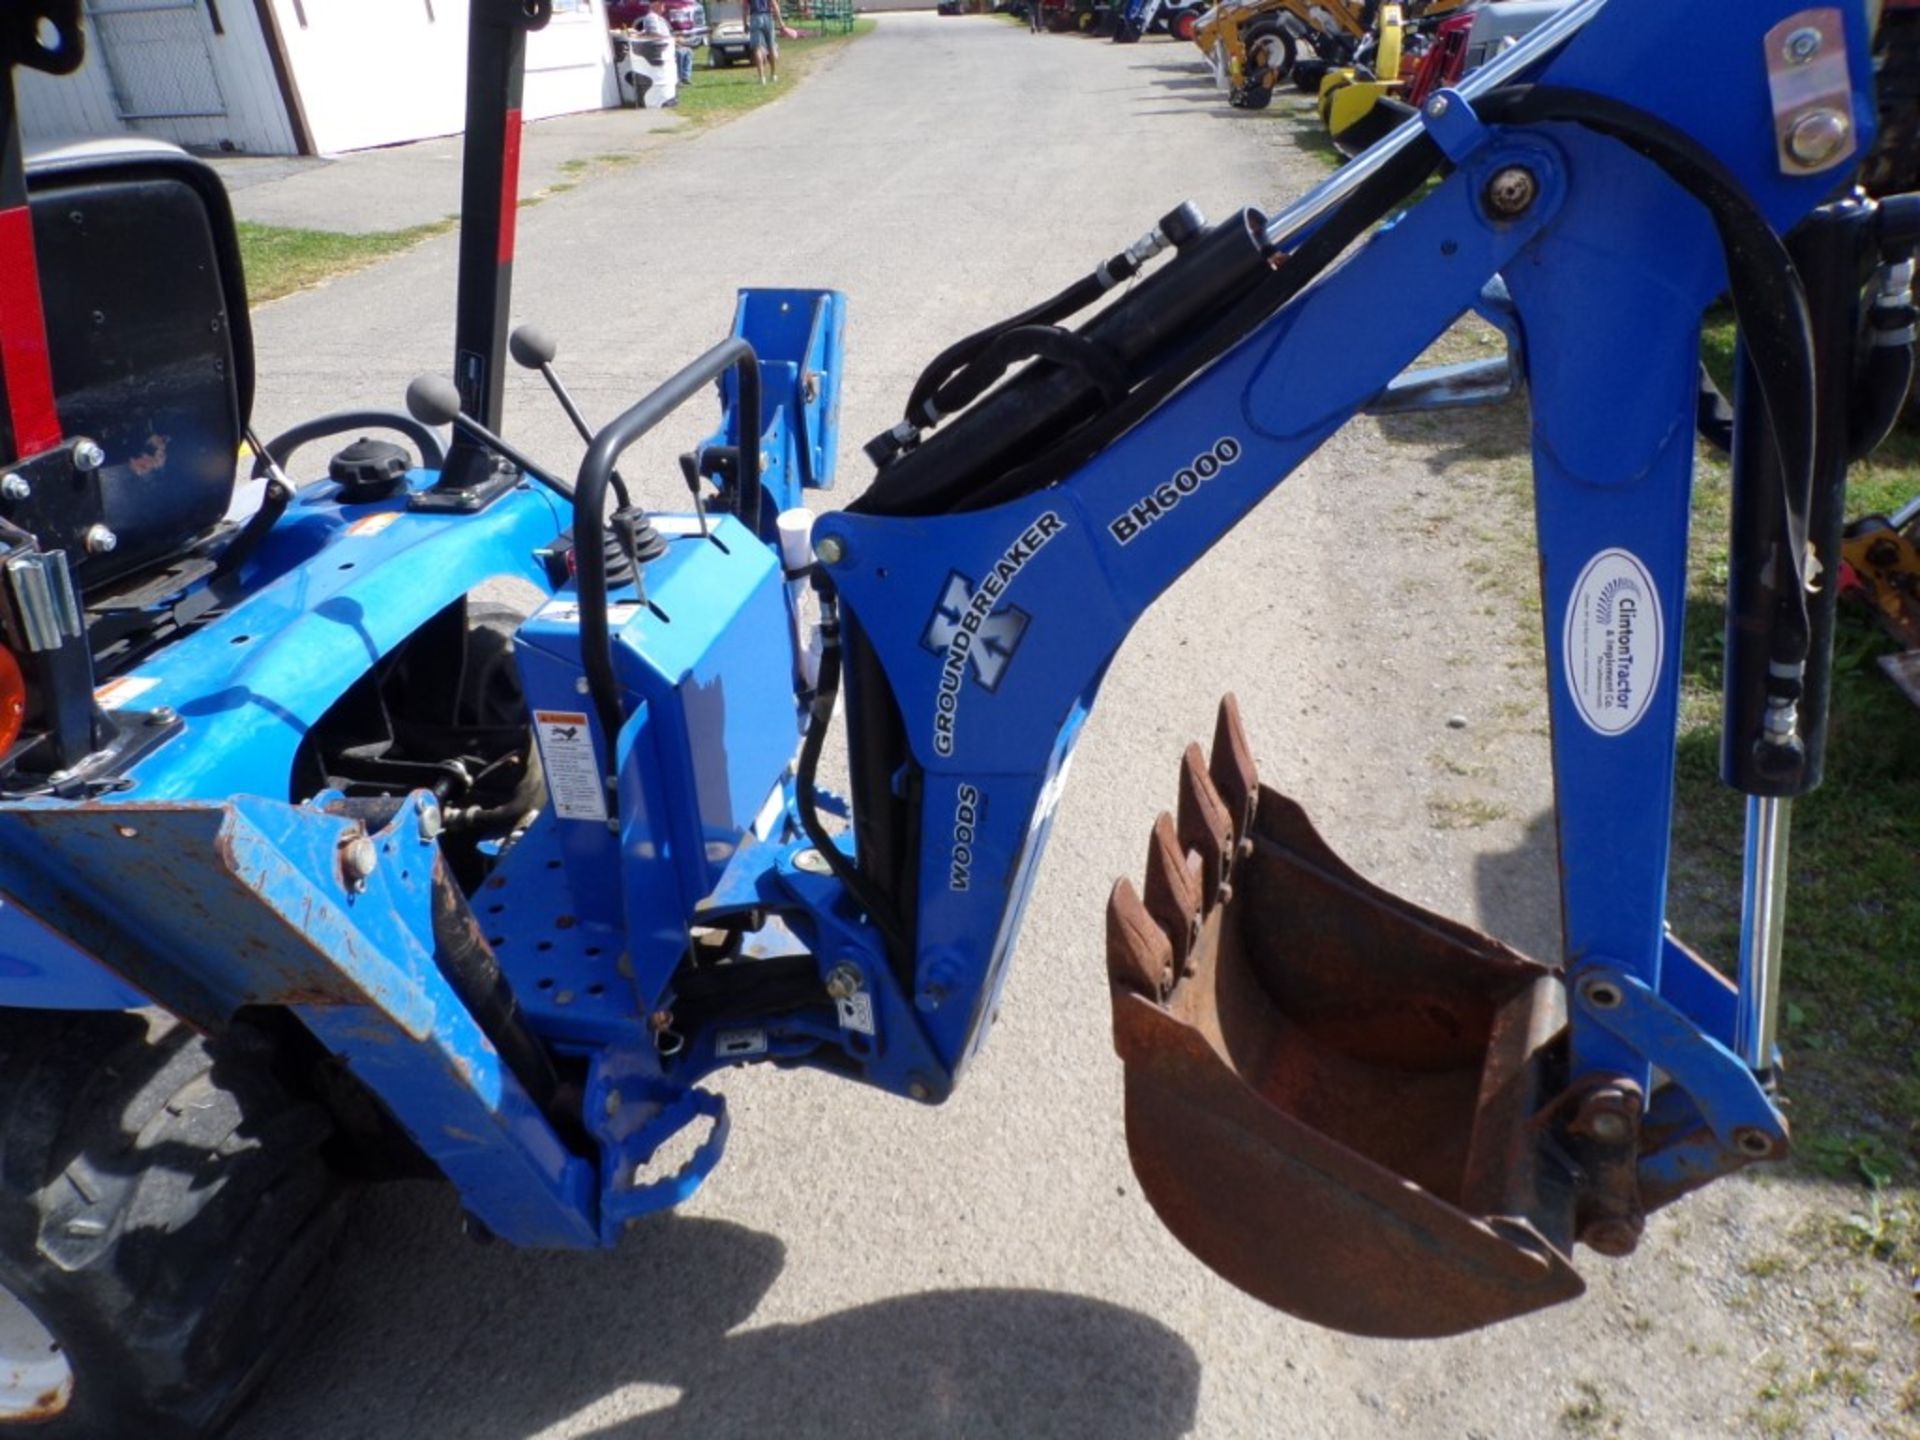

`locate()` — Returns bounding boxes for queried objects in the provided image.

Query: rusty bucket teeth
[1104,693,1587,1340]
[1105,699,1256,988]
[1105,877,1174,1000]
[1142,813,1203,973]
[1177,743,1235,903]
[1208,693,1259,842]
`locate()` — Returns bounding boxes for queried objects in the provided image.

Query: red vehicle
[607,0,710,46]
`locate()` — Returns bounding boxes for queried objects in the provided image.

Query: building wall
[266,0,614,155]
[20,0,615,158]
[21,0,297,156]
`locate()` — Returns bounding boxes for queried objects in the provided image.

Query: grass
[1559,1381,1621,1437]
[1669,312,1920,1281]
[235,218,456,305]
[671,17,876,124]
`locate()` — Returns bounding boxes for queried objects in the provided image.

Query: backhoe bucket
[1106,697,1586,1338]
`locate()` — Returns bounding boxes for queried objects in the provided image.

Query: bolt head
[792,847,833,875]
[824,962,863,1001]
[1782,25,1822,64]
[1425,94,1448,119]
[83,525,117,555]
[340,833,378,888]
[1483,166,1539,219]
[1,473,30,502]
[907,1080,932,1102]
[71,439,105,473]
[1588,1111,1631,1145]
[417,800,444,842]
[814,535,846,566]
[1787,108,1851,168]
[1580,977,1624,1011]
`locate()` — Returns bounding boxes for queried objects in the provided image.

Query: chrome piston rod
[1261,0,1611,249]
[1733,795,1792,1073]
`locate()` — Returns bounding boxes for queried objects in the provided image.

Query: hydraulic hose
[792,598,908,958]
[1474,86,1820,701]
[959,126,1447,513]
[876,204,1206,463]
[1848,256,1916,462]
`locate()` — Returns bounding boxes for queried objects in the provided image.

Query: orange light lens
[0,647,26,755]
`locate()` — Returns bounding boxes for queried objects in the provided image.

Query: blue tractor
[0,0,1909,1432]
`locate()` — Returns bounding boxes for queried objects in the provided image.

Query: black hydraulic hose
[1697,367,1735,455]
[792,601,908,958]
[428,859,568,1125]
[856,208,1288,517]
[1474,86,1819,679]
[575,338,760,780]
[895,215,1201,439]
[1848,290,1916,461]
[961,129,1446,512]
[904,272,1111,429]
[930,325,1132,419]
[1850,336,1916,460]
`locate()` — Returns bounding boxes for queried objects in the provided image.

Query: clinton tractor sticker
[1562,547,1663,737]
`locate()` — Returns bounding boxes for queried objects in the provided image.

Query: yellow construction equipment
[1317,2,1408,153]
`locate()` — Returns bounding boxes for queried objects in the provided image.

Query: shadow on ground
[236,1187,1202,1440]
[1470,806,1561,962]
[1374,394,1531,473]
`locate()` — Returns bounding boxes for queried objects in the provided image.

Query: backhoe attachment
[1107,696,1587,1338]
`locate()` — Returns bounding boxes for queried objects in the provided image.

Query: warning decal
[94,675,159,710]
[835,992,875,1036]
[532,710,608,822]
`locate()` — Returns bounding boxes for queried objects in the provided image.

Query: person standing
[634,1,680,106]
[745,0,796,84]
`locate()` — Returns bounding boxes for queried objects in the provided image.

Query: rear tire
[1244,19,1295,86]
[0,1010,349,1439]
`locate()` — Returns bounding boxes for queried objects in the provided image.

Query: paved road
[231,16,1881,1440]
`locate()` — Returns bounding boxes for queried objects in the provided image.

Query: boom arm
[696,0,1879,1225]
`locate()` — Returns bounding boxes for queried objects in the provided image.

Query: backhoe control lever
[509,325,634,508]
[404,373,573,502]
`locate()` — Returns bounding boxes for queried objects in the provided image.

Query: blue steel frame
[763,1,1870,1182]
[0,0,1877,1248]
